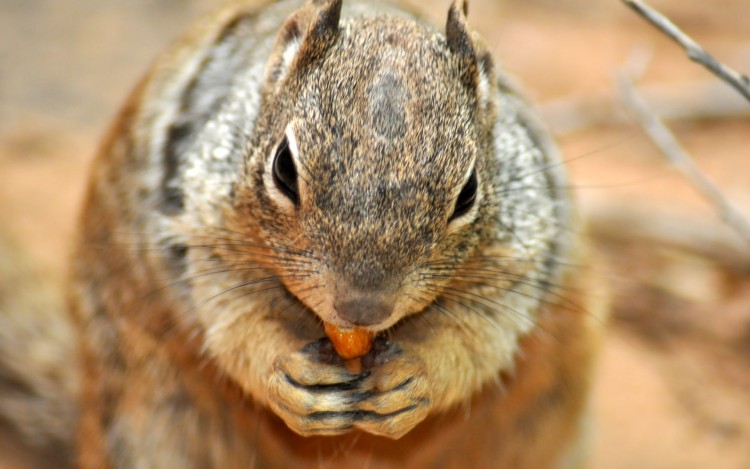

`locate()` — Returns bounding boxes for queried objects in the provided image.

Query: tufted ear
[264,0,342,87]
[446,0,476,62]
[446,0,481,89]
[305,0,343,46]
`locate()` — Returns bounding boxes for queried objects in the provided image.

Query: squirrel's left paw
[267,337,431,438]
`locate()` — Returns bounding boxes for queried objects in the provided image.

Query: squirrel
[0,0,607,467]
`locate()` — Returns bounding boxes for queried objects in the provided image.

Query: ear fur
[446,0,476,62]
[264,0,342,87]
[446,0,481,89]
[306,0,343,45]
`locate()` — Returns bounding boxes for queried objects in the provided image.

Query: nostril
[333,296,393,326]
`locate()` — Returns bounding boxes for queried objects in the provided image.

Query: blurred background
[1,0,749,466]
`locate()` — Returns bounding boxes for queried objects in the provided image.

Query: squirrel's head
[235,0,500,331]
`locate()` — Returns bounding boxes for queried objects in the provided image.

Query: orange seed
[323,323,375,360]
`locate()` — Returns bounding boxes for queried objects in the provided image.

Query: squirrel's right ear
[264,0,342,87]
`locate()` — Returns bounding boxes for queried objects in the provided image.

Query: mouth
[276,277,423,360]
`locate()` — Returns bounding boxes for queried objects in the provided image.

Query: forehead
[315,16,470,120]
[291,16,476,184]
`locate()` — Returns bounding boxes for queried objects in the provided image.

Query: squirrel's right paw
[267,337,431,438]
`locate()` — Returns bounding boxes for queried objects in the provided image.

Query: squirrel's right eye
[272,136,299,206]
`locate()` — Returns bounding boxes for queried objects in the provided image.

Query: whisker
[420,294,477,337]
[423,265,582,298]
[423,272,584,315]
[417,282,513,331]
[108,229,313,257]
[191,277,283,312]
[502,129,641,182]
[423,253,590,272]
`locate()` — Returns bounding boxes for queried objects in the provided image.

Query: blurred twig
[541,80,750,135]
[616,72,750,246]
[588,203,750,273]
[622,0,750,103]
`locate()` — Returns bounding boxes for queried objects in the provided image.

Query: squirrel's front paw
[267,337,431,439]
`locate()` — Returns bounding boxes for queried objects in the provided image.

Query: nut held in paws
[323,323,375,360]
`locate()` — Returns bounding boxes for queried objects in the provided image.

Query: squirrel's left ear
[264,0,342,87]
[446,0,495,103]
[446,0,475,63]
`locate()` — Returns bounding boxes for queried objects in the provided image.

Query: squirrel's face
[237,4,497,331]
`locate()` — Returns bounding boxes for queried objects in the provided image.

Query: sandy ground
[1,0,749,467]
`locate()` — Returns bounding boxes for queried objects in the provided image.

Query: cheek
[394,269,446,318]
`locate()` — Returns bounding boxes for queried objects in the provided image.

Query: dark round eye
[449,168,477,222]
[272,136,299,206]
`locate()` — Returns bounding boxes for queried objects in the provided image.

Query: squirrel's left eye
[272,136,299,206]
[449,168,477,222]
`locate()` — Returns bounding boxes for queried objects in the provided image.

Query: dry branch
[541,81,750,135]
[622,0,750,103]
[616,72,750,246]
[587,203,750,273]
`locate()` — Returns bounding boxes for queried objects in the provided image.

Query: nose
[333,293,394,326]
